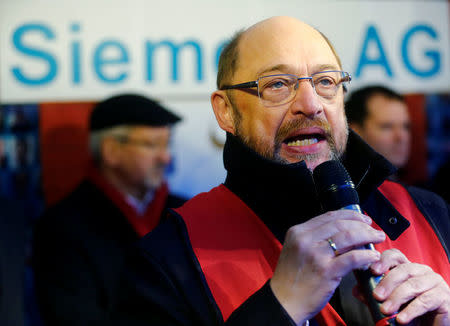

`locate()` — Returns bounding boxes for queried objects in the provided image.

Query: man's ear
[101,137,121,167]
[211,90,235,134]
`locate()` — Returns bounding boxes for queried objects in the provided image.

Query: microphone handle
[341,205,398,326]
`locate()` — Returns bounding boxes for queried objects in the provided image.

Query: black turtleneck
[223,130,395,244]
[223,133,320,242]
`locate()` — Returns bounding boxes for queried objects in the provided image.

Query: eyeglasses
[220,70,351,107]
[113,136,168,151]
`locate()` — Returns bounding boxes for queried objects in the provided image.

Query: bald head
[212,15,349,169]
[217,16,342,89]
[243,16,320,44]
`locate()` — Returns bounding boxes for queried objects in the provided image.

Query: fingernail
[372,263,383,274]
[396,312,407,323]
[372,251,381,260]
[381,300,391,312]
[373,286,384,298]
[377,230,386,239]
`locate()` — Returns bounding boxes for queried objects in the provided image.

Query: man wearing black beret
[33,94,186,325]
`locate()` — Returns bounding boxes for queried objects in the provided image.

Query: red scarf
[176,185,345,325]
[87,165,169,237]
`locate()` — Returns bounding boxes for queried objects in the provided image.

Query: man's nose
[289,80,323,118]
[158,147,172,164]
[395,126,411,143]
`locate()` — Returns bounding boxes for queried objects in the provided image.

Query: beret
[90,94,181,131]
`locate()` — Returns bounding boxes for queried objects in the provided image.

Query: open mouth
[283,132,326,147]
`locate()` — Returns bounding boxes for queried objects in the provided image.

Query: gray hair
[89,125,132,164]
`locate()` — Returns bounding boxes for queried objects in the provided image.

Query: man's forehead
[129,125,171,136]
[255,63,341,77]
[237,17,339,77]
[367,96,409,117]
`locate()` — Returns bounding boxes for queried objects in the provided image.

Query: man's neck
[125,191,155,215]
[99,166,148,200]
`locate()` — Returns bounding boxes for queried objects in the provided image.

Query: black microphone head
[313,160,360,212]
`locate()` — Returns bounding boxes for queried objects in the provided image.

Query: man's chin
[391,158,408,169]
[144,177,164,191]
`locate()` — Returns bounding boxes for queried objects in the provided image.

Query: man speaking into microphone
[119,16,450,326]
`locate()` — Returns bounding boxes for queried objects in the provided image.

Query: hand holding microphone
[271,159,449,325]
[270,162,385,325]
[313,160,397,325]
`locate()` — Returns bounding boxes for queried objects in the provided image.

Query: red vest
[175,181,449,325]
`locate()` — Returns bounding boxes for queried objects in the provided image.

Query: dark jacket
[0,197,27,326]
[32,179,185,326]
[115,132,449,326]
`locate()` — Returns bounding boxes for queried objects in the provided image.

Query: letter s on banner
[11,23,58,86]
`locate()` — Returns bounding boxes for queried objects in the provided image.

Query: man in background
[33,94,185,325]
[345,86,411,172]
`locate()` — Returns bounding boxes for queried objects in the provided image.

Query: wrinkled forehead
[237,17,340,78]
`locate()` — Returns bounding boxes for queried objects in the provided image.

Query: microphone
[313,160,397,326]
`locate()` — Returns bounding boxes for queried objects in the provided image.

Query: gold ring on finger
[327,238,339,256]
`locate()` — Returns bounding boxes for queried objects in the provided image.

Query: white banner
[1,0,449,103]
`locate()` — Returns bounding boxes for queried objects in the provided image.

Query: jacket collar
[341,130,396,201]
[223,130,396,242]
